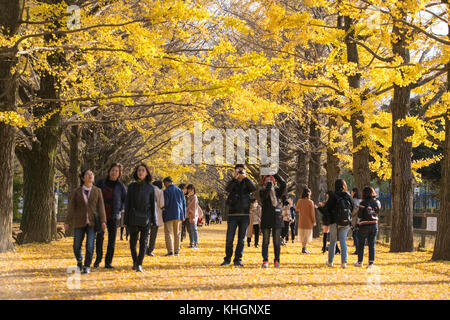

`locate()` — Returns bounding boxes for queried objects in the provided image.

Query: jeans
[353,228,359,250]
[73,225,96,267]
[328,223,349,264]
[357,224,378,264]
[94,218,118,266]
[282,221,290,240]
[247,224,260,246]
[290,223,296,242]
[188,221,199,245]
[224,215,249,263]
[147,224,159,253]
[129,224,150,266]
[262,227,281,262]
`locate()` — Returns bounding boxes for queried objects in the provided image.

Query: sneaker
[262,261,269,268]
[174,252,179,256]
[82,266,90,274]
[255,244,259,248]
[325,261,333,268]
[220,261,231,266]
[367,263,375,269]
[77,262,83,271]
[233,261,244,267]
[341,263,347,269]
[274,261,280,268]
[302,248,310,254]
[353,262,363,267]
[93,262,100,268]
[136,265,144,273]
[105,264,114,269]
[165,252,174,256]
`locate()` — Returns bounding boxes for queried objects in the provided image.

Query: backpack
[334,194,352,226]
[360,199,379,222]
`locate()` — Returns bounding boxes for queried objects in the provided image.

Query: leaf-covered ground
[0,223,448,300]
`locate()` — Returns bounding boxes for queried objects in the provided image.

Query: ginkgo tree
[0,0,276,248]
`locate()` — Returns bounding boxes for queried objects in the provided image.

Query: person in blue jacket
[162,177,186,256]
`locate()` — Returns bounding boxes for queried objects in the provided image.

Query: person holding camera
[260,173,286,268]
[221,164,257,267]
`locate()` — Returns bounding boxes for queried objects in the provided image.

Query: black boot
[322,233,328,253]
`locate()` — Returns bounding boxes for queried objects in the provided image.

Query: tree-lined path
[0,223,448,300]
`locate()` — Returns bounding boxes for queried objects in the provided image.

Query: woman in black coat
[124,163,157,272]
[259,173,286,268]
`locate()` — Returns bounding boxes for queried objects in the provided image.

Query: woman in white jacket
[147,180,165,256]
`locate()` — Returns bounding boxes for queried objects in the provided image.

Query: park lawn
[0,222,449,300]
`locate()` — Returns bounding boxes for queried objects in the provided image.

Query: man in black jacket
[221,164,257,267]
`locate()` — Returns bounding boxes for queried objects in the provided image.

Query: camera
[266,181,272,188]
[238,170,244,174]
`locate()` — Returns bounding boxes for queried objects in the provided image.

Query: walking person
[289,197,296,243]
[260,173,286,268]
[93,163,127,269]
[65,169,106,274]
[354,186,381,268]
[146,180,165,256]
[163,177,186,256]
[322,179,354,268]
[351,188,362,255]
[295,188,316,254]
[247,198,262,248]
[186,184,200,249]
[124,163,157,272]
[281,195,292,246]
[221,164,257,267]
[178,183,189,243]
[205,204,211,226]
[318,191,341,254]
[119,212,128,241]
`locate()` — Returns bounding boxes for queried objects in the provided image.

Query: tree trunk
[0,0,25,253]
[342,15,371,191]
[16,111,61,243]
[308,118,321,237]
[390,9,414,252]
[326,117,340,191]
[68,125,82,193]
[295,150,309,199]
[16,41,63,243]
[432,6,450,260]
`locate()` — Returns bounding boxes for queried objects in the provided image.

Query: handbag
[132,208,149,227]
[87,201,102,233]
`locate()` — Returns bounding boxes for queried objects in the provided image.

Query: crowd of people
[64,162,381,273]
